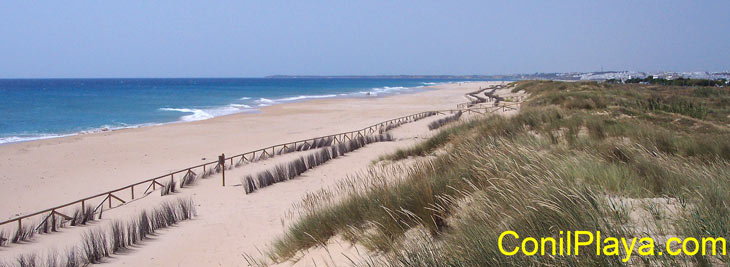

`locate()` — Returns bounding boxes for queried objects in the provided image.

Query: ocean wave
[230,104,252,108]
[277,94,338,102]
[251,94,339,106]
[164,89,427,123]
[355,86,419,96]
[0,134,70,144]
[0,123,162,145]
[255,98,275,104]
[78,122,163,135]
[2,101,261,144]
[159,108,215,121]
[160,104,255,122]
[2,83,435,145]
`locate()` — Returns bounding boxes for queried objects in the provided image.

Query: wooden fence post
[219,154,226,186]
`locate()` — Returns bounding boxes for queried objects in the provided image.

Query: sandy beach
[0,81,518,266]
[2,1,723,265]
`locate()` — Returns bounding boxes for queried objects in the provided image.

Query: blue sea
[0,78,492,144]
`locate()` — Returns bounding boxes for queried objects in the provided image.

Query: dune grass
[4,197,196,267]
[427,111,462,130]
[269,81,730,265]
[160,177,177,196]
[201,165,216,178]
[379,112,436,134]
[413,111,437,122]
[378,116,486,161]
[243,133,393,194]
[10,223,35,244]
[37,212,65,234]
[0,231,6,247]
[69,206,96,226]
[180,170,198,188]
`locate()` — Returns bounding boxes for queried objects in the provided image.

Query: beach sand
[0,81,517,266]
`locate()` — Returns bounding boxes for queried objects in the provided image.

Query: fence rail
[0,104,519,235]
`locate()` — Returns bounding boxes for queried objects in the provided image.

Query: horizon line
[1,70,728,80]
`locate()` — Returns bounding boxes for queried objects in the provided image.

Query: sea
[0,78,495,144]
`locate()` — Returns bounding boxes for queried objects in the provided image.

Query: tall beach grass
[268,81,730,266]
[243,133,393,194]
[427,111,462,130]
[5,197,196,267]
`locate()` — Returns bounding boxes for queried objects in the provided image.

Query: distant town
[267,71,730,82]
[548,71,730,82]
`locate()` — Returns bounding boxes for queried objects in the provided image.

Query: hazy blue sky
[0,1,727,78]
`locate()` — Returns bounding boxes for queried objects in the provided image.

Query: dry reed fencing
[0,105,518,245]
[457,84,509,109]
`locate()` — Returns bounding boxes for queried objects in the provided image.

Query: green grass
[269,81,730,266]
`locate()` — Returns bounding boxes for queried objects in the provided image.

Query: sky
[0,1,727,78]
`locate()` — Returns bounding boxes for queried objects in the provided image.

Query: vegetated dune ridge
[0,81,514,266]
[269,81,730,266]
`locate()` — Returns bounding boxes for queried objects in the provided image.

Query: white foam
[0,134,69,144]
[255,98,275,104]
[230,104,252,108]
[79,122,163,134]
[251,94,339,106]
[354,86,419,96]
[277,94,337,102]
[0,123,163,145]
[1,83,436,145]
[159,104,255,122]
[160,108,214,121]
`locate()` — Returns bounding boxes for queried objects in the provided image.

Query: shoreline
[0,81,504,220]
[0,83,447,146]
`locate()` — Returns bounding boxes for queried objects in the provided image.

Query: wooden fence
[457,84,510,109]
[0,104,518,236]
